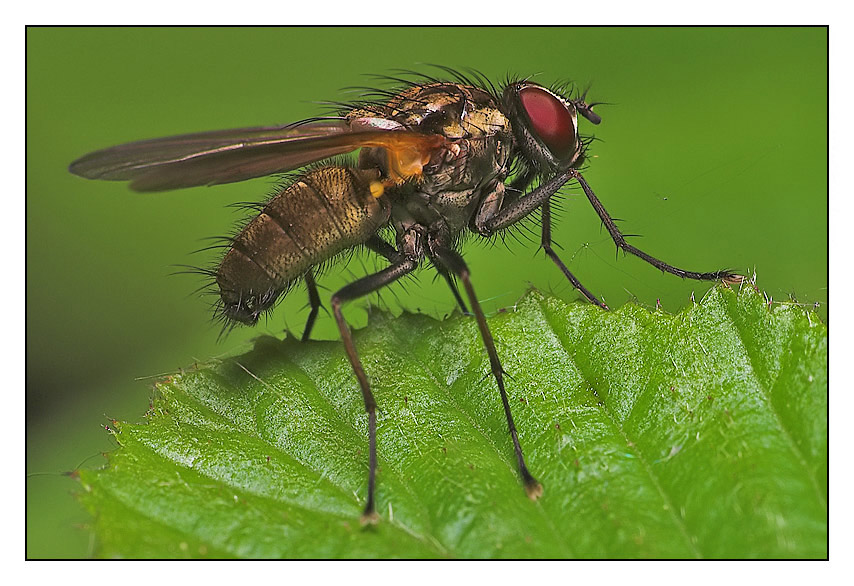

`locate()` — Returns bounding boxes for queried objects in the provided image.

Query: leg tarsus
[522,468,543,500]
[359,408,379,525]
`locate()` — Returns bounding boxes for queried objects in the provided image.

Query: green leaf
[77,286,827,558]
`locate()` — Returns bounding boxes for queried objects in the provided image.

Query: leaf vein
[720,294,827,509]
[536,296,704,558]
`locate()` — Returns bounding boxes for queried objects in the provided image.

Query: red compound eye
[519,86,577,159]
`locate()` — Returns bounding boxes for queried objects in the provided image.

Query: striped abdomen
[216,166,388,324]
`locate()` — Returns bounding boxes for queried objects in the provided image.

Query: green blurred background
[26,27,827,558]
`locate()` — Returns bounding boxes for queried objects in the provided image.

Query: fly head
[502,82,600,173]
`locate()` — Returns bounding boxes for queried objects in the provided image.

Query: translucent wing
[69,119,443,192]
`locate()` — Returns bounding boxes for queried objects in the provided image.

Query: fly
[69,68,743,524]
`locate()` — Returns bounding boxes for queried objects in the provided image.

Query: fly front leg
[475,171,605,307]
[477,168,743,291]
[568,170,743,283]
[332,231,422,524]
[427,228,543,500]
[476,169,574,235]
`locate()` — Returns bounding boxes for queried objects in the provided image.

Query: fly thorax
[431,187,481,234]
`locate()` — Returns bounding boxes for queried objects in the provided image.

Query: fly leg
[568,170,743,283]
[476,172,606,306]
[478,169,575,234]
[364,234,399,261]
[440,273,469,315]
[427,230,543,500]
[301,270,322,342]
[366,235,467,314]
[332,234,422,524]
[541,200,609,309]
[478,168,742,284]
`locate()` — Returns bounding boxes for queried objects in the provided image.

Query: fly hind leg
[331,236,421,523]
[366,235,468,314]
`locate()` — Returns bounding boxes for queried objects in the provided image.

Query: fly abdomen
[216,166,388,325]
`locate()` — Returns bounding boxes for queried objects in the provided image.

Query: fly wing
[69,119,415,192]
